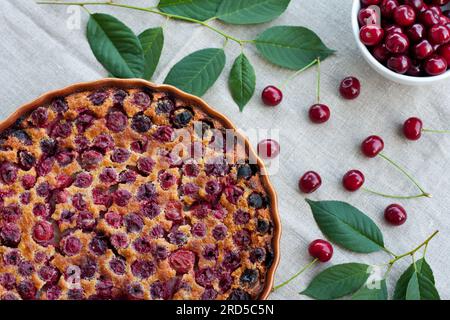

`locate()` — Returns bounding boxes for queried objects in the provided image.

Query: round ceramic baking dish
[0,78,281,300]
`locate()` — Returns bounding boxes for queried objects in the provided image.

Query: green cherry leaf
[255,26,334,70]
[301,263,371,300]
[352,279,388,300]
[217,0,291,25]
[305,199,385,253]
[138,27,164,80]
[393,258,436,300]
[406,272,440,300]
[87,13,144,78]
[229,53,256,111]
[158,0,221,21]
[164,48,225,96]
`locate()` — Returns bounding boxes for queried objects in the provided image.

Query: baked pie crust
[0,80,279,300]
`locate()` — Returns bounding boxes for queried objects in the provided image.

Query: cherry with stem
[404,117,450,141]
[347,135,432,199]
[262,59,320,107]
[308,58,331,124]
[273,239,333,292]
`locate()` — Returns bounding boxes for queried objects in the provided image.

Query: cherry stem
[422,128,450,134]
[362,152,432,199]
[378,153,431,198]
[37,1,249,45]
[272,258,318,291]
[316,57,321,103]
[279,58,319,89]
[388,230,439,265]
[361,188,430,199]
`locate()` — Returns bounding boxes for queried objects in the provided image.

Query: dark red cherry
[298,171,322,194]
[403,0,425,13]
[372,44,391,62]
[428,25,450,45]
[261,86,282,106]
[339,76,361,100]
[403,117,423,140]
[385,25,403,36]
[361,135,384,158]
[413,40,434,59]
[360,25,385,46]
[308,239,333,262]
[428,4,442,16]
[419,9,440,27]
[437,43,450,64]
[407,59,424,76]
[358,8,379,26]
[309,104,331,123]
[393,5,416,27]
[424,55,448,75]
[384,204,407,226]
[257,139,280,159]
[342,170,365,191]
[387,55,411,74]
[407,24,426,43]
[385,32,410,53]
[381,0,399,18]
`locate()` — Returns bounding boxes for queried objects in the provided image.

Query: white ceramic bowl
[351,0,450,85]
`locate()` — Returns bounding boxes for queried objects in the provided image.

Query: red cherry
[387,55,411,73]
[404,0,425,13]
[360,25,385,46]
[407,23,426,43]
[372,44,391,62]
[403,117,423,140]
[384,204,407,226]
[361,135,384,158]
[381,0,400,18]
[257,139,280,159]
[424,55,448,75]
[428,25,450,45]
[309,104,331,124]
[358,8,379,26]
[339,76,361,100]
[419,9,440,27]
[385,25,403,35]
[261,86,283,106]
[308,239,333,263]
[393,5,416,27]
[385,32,410,53]
[413,40,434,59]
[342,170,365,191]
[428,4,442,16]
[407,59,424,76]
[437,43,450,64]
[299,171,322,194]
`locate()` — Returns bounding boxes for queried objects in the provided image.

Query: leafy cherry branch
[273,199,441,300]
[37,0,334,111]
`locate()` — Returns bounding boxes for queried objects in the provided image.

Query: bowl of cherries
[352,0,450,85]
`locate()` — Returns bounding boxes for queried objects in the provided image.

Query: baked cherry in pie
[0,86,276,300]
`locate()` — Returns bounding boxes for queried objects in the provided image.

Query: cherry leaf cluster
[302,199,440,300]
[41,0,334,111]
